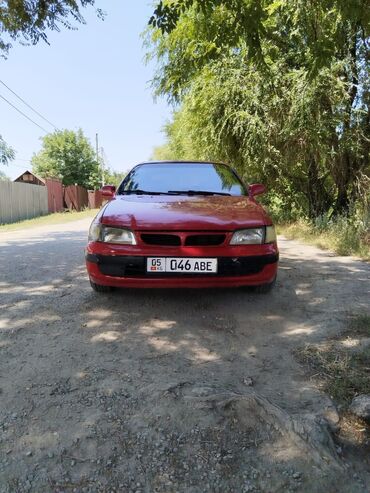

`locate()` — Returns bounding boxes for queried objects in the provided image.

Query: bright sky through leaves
[0,1,171,180]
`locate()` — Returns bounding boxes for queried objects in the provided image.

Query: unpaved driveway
[0,218,369,492]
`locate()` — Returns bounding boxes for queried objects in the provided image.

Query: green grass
[277,218,370,260]
[0,208,98,232]
[295,314,370,405]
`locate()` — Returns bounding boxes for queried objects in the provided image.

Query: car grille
[87,254,278,278]
[184,234,226,246]
[140,233,226,246]
[141,234,181,246]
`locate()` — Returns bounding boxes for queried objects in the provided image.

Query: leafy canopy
[0,0,104,56]
[0,135,15,165]
[147,0,370,218]
[0,169,10,181]
[148,0,370,101]
[103,169,127,187]
[149,0,370,74]
[32,129,101,189]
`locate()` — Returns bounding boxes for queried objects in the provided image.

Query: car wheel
[254,276,277,294]
[90,280,112,293]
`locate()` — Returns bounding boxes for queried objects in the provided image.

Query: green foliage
[279,204,370,260]
[0,135,15,165]
[150,143,176,161]
[149,1,370,82]
[103,169,127,187]
[0,0,104,56]
[148,0,370,219]
[32,129,101,189]
[0,169,10,181]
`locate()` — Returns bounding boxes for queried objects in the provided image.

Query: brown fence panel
[64,185,88,211]
[88,190,103,209]
[45,178,64,213]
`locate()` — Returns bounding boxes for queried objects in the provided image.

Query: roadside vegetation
[0,208,98,232]
[295,314,370,446]
[295,314,370,406]
[32,129,102,189]
[31,129,126,189]
[147,1,370,256]
[277,210,370,260]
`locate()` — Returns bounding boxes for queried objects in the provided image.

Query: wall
[0,182,48,224]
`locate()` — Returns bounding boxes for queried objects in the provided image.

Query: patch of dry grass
[0,208,98,231]
[295,314,370,405]
[277,220,370,261]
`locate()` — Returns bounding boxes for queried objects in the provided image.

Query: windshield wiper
[167,190,231,196]
[120,189,167,195]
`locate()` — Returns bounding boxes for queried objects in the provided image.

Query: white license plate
[147,257,218,274]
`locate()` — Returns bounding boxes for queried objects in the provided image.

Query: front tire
[90,280,112,293]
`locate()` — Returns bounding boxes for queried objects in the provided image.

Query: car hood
[100,195,271,231]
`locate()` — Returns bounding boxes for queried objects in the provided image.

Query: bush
[278,203,370,260]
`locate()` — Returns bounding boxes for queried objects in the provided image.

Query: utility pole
[96,133,105,186]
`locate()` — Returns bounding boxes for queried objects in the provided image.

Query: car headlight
[88,222,136,245]
[88,221,102,242]
[265,225,277,243]
[230,226,276,245]
[102,226,137,244]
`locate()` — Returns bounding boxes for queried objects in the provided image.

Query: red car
[86,161,278,292]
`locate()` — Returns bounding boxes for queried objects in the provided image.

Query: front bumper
[86,242,279,289]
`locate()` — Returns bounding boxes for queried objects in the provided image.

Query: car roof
[136,160,231,166]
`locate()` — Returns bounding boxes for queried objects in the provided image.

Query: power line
[0,93,49,133]
[0,79,58,130]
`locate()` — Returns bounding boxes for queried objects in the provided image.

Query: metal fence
[0,182,49,224]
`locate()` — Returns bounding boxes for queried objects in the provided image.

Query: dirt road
[0,218,369,492]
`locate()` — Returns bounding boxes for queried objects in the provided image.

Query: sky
[0,1,171,180]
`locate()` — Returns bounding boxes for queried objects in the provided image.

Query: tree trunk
[332,31,359,216]
[306,158,331,219]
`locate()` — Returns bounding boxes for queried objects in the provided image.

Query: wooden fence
[0,181,49,224]
[88,190,103,209]
[45,178,64,213]
[64,185,88,211]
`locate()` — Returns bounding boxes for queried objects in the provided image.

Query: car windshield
[118,162,246,196]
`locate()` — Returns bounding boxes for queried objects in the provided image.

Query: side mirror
[248,183,266,198]
[101,185,116,199]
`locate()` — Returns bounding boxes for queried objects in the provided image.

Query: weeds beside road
[295,314,370,456]
[278,216,370,261]
[296,314,370,406]
[0,209,98,232]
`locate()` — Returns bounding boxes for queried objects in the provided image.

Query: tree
[147,0,370,217]
[0,135,15,165]
[0,170,10,181]
[149,1,370,78]
[0,0,104,57]
[32,129,101,189]
[97,147,127,187]
[103,169,127,187]
[150,143,174,161]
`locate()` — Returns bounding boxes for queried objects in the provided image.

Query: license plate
[147,257,217,274]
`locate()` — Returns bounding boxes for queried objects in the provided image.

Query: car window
[118,163,246,196]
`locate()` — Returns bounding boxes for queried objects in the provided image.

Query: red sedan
[86,161,278,292]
